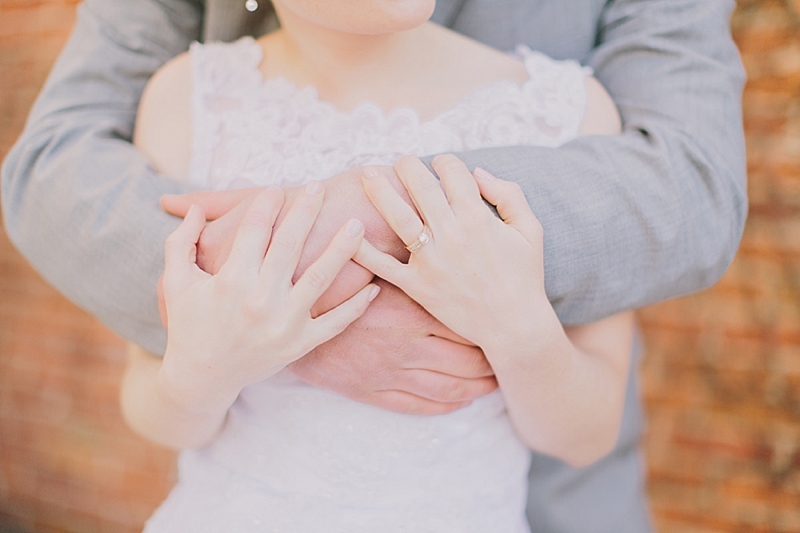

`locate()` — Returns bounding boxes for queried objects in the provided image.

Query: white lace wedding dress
[144,36,589,533]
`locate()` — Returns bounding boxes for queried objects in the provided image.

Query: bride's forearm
[121,344,232,450]
[485,309,633,468]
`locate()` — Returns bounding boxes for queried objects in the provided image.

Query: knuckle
[216,266,251,292]
[263,313,293,339]
[377,257,401,280]
[371,366,395,387]
[440,379,466,402]
[395,212,422,232]
[395,210,420,230]
[293,194,318,214]
[272,231,298,251]
[215,269,237,290]
[441,226,468,249]
[469,355,494,378]
[419,178,442,197]
[242,297,266,321]
[464,197,489,216]
[395,395,422,415]
[506,181,524,197]
[330,316,354,337]
[256,188,284,213]
[239,207,270,230]
[164,232,184,251]
[477,209,498,230]
[261,186,284,203]
[303,266,329,291]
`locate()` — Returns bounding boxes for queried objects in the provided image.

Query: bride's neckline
[241,37,537,126]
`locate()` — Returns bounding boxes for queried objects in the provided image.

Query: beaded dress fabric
[145,36,589,533]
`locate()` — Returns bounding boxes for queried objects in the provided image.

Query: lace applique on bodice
[145,37,589,533]
[188,36,589,190]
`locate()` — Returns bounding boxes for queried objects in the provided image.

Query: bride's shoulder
[580,76,621,136]
[453,32,620,138]
[134,51,193,181]
[139,49,193,117]
[510,46,621,137]
[430,24,529,86]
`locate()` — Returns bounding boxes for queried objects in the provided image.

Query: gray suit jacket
[1,0,746,531]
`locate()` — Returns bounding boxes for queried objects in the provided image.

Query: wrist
[156,351,240,417]
[481,302,564,370]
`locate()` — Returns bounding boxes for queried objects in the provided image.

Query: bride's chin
[372,0,437,32]
[287,0,437,36]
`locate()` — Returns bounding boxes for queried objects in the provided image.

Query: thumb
[161,188,262,220]
[162,205,210,299]
[472,168,542,245]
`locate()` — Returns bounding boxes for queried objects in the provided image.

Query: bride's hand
[159,184,379,412]
[354,155,547,352]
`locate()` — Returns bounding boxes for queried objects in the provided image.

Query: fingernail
[345,219,363,237]
[474,167,495,181]
[187,204,198,217]
[363,167,379,180]
[368,285,381,301]
[305,180,322,195]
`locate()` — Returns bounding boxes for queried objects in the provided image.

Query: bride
[121,0,632,531]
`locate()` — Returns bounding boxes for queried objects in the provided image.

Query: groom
[1,0,746,531]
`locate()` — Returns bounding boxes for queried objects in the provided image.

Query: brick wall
[0,1,798,532]
[0,2,176,532]
[639,1,800,531]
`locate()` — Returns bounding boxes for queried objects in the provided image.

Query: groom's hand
[290,279,498,415]
[161,167,497,414]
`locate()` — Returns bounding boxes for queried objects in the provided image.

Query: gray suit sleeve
[1,0,203,354]
[424,0,747,325]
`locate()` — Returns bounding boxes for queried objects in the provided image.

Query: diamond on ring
[406,226,432,253]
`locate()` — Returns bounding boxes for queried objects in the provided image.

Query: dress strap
[190,36,264,102]
[188,37,265,188]
[514,45,592,142]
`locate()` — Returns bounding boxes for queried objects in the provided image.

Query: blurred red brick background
[1,0,798,532]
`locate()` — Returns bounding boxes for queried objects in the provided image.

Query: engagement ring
[406,226,432,253]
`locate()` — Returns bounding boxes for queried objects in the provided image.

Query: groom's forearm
[285,166,410,315]
[316,166,409,261]
[433,0,747,325]
[1,0,202,355]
